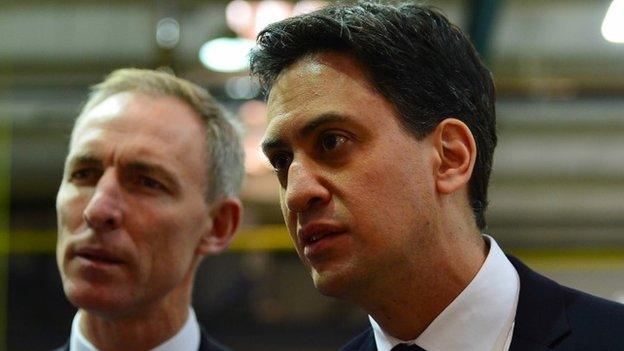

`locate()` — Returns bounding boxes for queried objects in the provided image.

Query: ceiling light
[602,0,624,43]
[199,37,255,73]
[156,18,180,49]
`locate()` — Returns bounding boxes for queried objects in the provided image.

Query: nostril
[286,189,331,214]
[83,213,94,228]
[82,187,123,231]
[84,214,120,231]
[284,164,332,213]
[83,204,122,231]
[308,195,325,208]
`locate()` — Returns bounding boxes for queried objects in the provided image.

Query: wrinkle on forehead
[73,92,203,147]
[264,52,390,149]
[269,52,378,108]
[72,92,132,143]
[68,91,209,192]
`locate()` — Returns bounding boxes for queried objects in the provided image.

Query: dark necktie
[391,343,426,351]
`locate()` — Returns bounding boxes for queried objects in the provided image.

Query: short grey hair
[77,68,244,201]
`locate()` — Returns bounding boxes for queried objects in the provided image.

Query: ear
[196,197,243,256]
[432,118,476,194]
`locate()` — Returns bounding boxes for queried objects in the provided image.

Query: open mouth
[306,230,344,245]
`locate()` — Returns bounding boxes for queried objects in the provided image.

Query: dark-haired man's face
[262,52,441,299]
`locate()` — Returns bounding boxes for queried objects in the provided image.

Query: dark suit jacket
[341,255,624,351]
[53,325,231,351]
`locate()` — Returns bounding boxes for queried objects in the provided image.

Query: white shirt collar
[70,307,201,351]
[370,235,520,351]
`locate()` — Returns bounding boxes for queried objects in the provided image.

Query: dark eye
[320,133,347,152]
[138,176,166,191]
[270,152,293,173]
[69,167,101,184]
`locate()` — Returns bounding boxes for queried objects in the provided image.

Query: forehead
[267,52,376,111]
[73,92,204,145]
[69,92,208,183]
[263,52,399,142]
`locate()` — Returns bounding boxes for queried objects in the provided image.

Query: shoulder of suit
[198,325,232,351]
[340,328,375,351]
[51,341,69,351]
[512,253,624,348]
[560,283,624,321]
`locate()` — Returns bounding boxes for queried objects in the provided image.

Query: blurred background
[1,0,624,350]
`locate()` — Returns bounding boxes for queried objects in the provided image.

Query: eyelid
[139,175,167,190]
[317,130,352,151]
[320,128,357,140]
[68,165,99,178]
[268,150,293,171]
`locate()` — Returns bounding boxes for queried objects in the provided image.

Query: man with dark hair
[54,68,243,351]
[250,1,624,350]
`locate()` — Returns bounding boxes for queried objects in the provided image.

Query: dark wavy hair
[249,1,497,230]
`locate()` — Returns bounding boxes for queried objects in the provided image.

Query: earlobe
[433,118,476,194]
[196,198,243,255]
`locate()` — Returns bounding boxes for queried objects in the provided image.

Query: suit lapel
[198,325,231,351]
[507,255,570,351]
[341,328,377,351]
[54,342,69,351]
[361,329,377,351]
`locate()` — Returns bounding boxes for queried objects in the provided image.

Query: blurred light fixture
[237,100,272,175]
[225,0,327,39]
[199,37,255,73]
[602,0,624,43]
[201,0,327,73]
[254,1,293,37]
[226,0,255,39]
[156,17,180,49]
[293,0,327,16]
[225,76,261,100]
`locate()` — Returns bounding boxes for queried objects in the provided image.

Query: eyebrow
[65,154,181,191]
[261,112,350,154]
[65,154,101,170]
[125,161,181,191]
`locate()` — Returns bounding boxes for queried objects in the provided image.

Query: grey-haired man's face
[56,91,214,317]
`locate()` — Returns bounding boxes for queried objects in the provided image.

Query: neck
[80,272,196,351]
[357,226,487,341]
[81,303,190,351]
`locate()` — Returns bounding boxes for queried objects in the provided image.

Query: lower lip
[303,231,347,259]
[75,255,123,269]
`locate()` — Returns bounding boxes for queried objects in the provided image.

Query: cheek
[142,205,204,261]
[346,152,433,235]
[141,228,196,292]
[56,186,89,233]
[279,192,294,230]
[279,193,302,256]
[56,187,86,280]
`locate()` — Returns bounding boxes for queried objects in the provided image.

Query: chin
[63,281,128,318]
[311,268,351,298]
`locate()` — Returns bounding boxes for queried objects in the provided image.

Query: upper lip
[298,222,346,245]
[73,247,124,264]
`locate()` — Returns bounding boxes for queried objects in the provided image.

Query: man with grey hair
[54,68,243,351]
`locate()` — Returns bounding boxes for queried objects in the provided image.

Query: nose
[83,170,123,232]
[284,161,331,213]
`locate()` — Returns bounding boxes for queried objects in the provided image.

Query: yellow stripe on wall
[1,226,294,254]
[4,227,624,271]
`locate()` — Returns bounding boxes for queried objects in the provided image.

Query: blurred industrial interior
[1,0,624,350]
